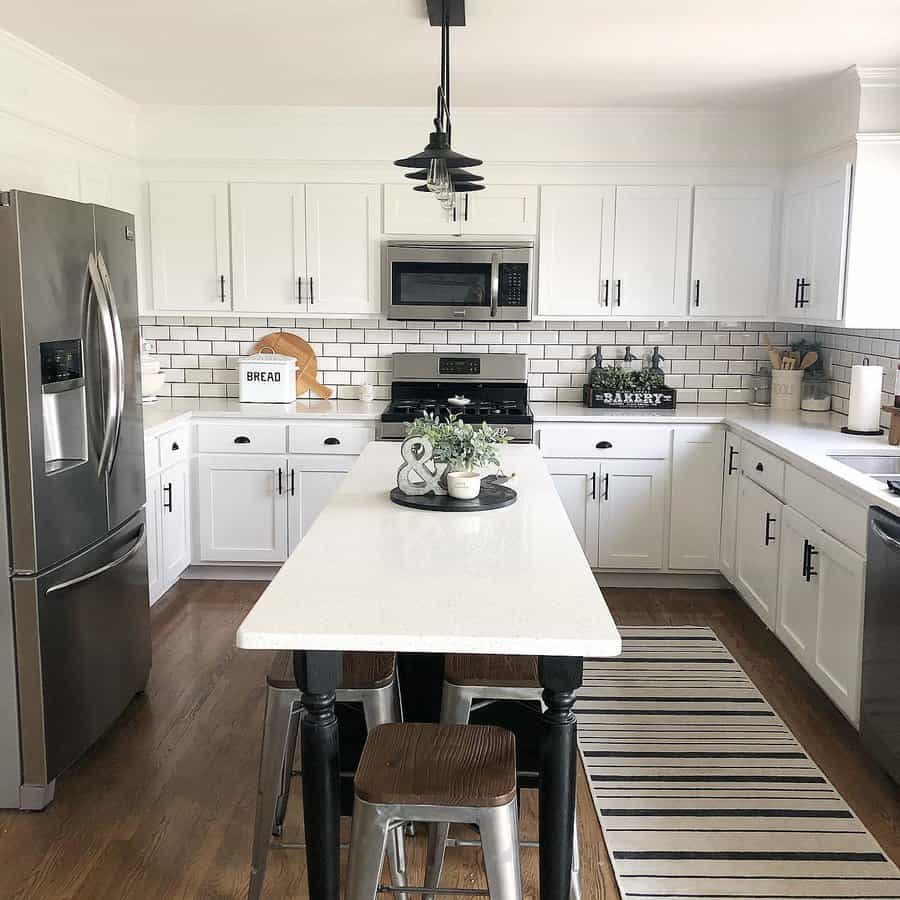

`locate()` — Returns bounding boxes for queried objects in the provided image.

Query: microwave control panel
[499,263,528,307]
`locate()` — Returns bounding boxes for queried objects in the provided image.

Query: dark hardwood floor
[0,581,896,899]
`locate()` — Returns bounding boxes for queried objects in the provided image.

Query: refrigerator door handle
[46,525,145,596]
[87,253,119,479]
[96,252,126,475]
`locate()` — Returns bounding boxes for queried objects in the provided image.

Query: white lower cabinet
[776,506,865,723]
[597,459,669,569]
[669,427,725,570]
[288,456,356,553]
[735,473,783,628]
[719,434,742,583]
[547,459,600,568]
[146,458,191,606]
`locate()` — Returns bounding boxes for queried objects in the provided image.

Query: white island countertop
[237,442,622,658]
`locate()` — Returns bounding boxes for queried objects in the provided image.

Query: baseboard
[593,571,731,589]
[181,564,279,581]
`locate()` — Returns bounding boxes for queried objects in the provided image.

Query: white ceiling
[3,0,900,108]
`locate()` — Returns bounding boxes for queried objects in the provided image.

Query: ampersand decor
[396,435,448,496]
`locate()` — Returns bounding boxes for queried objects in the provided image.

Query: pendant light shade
[405,168,484,182]
[393,132,483,170]
[414,182,484,193]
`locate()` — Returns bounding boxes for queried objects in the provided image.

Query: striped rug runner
[577,626,900,900]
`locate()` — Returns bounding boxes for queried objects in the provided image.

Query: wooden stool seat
[445,653,539,688]
[354,723,517,808]
[267,650,395,691]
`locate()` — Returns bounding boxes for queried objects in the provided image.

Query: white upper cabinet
[230,183,307,313]
[537,185,615,317]
[461,185,537,235]
[690,186,775,318]
[777,159,852,322]
[150,182,230,310]
[305,183,381,316]
[382,184,460,236]
[609,185,692,318]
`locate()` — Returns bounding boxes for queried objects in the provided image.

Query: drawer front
[144,437,160,476]
[741,441,785,498]
[785,466,868,557]
[538,425,672,459]
[289,423,374,455]
[158,425,188,470]
[196,422,287,454]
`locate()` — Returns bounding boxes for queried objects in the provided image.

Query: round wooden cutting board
[251,332,334,400]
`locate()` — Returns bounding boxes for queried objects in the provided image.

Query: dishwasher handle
[872,521,900,552]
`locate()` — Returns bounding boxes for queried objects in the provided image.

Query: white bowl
[447,471,482,500]
[142,370,166,399]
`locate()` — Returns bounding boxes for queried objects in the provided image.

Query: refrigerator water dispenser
[40,339,87,473]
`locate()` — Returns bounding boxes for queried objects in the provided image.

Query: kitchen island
[237,441,621,899]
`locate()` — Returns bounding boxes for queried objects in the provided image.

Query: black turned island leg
[294,650,343,900]
[538,655,583,900]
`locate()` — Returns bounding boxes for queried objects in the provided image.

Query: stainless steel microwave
[383,241,534,321]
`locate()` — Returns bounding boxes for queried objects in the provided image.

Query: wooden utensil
[781,356,797,370]
[252,332,334,400]
[799,351,819,370]
[762,334,784,370]
[882,406,900,446]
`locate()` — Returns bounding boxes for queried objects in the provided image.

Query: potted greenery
[405,413,508,498]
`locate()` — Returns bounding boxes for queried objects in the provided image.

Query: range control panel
[439,357,480,376]
[499,263,528,307]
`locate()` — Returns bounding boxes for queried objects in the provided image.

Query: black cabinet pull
[601,279,610,306]
[614,279,622,307]
[755,461,764,472]
[234,435,251,444]
[694,279,701,307]
[298,276,303,304]
[802,540,818,581]
[219,274,226,303]
[324,437,341,446]
[277,467,283,496]
[596,440,613,449]
[163,483,173,512]
[794,277,801,307]
[290,469,296,497]
[798,279,810,307]
[171,441,179,451]
[590,472,597,500]
[764,513,776,546]
[309,276,315,305]
[464,194,470,222]
[603,473,610,501]
[727,446,738,475]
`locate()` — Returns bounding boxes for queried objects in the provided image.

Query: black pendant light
[393,0,483,207]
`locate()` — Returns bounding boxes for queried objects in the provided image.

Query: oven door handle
[489,252,500,318]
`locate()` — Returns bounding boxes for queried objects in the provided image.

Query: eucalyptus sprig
[589,365,665,392]
[405,412,509,472]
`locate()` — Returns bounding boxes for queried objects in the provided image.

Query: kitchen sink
[828,454,900,476]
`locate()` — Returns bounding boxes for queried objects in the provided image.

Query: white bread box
[238,352,297,403]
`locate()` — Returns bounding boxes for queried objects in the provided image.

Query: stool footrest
[375,887,490,896]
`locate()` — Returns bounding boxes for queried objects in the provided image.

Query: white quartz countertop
[236,442,622,658]
[142,397,388,437]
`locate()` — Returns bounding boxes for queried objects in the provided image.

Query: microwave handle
[490,252,500,318]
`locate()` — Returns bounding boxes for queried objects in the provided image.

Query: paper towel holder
[842,357,885,436]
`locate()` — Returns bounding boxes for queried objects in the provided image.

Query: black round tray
[390,478,516,512]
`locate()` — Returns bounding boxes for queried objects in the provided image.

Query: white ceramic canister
[770,369,804,411]
[447,471,482,500]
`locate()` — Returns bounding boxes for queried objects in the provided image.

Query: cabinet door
[776,506,819,664]
[735,474,782,628]
[287,455,356,553]
[145,475,165,605]
[719,435,742,584]
[777,183,812,317]
[690,186,774,318]
[196,455,288,563]
[811,529,865,723]
[670,427,725,570]
[610,186,691,318]
[537,185,615,318]
[230,183,307,313]
[597,458,668,569]
[807,163,852,322]
[461,185,537,235]
[160,461,190,586]
[149,182,230,310]
[382,183,460,236]
[546,459,601,568]
[305,184,381,316]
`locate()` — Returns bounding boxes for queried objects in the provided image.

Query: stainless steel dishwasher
[860,507,900,784]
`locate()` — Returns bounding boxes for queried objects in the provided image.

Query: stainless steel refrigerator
[0,191,150,810]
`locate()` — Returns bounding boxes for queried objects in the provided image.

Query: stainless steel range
[380,352,534,442]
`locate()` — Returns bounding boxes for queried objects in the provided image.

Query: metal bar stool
[248,651,407,900]
[424,655,581,900]
[346,723,522,900]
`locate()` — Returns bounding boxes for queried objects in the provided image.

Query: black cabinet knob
[755,462,764,472]
[596,441,613,449]
[171,441,179,451]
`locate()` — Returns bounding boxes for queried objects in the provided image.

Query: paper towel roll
[847,363,884,432]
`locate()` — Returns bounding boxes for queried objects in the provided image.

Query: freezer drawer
[13,510,150,788]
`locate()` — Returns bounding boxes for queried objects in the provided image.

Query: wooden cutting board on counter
[251,332,334,400]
